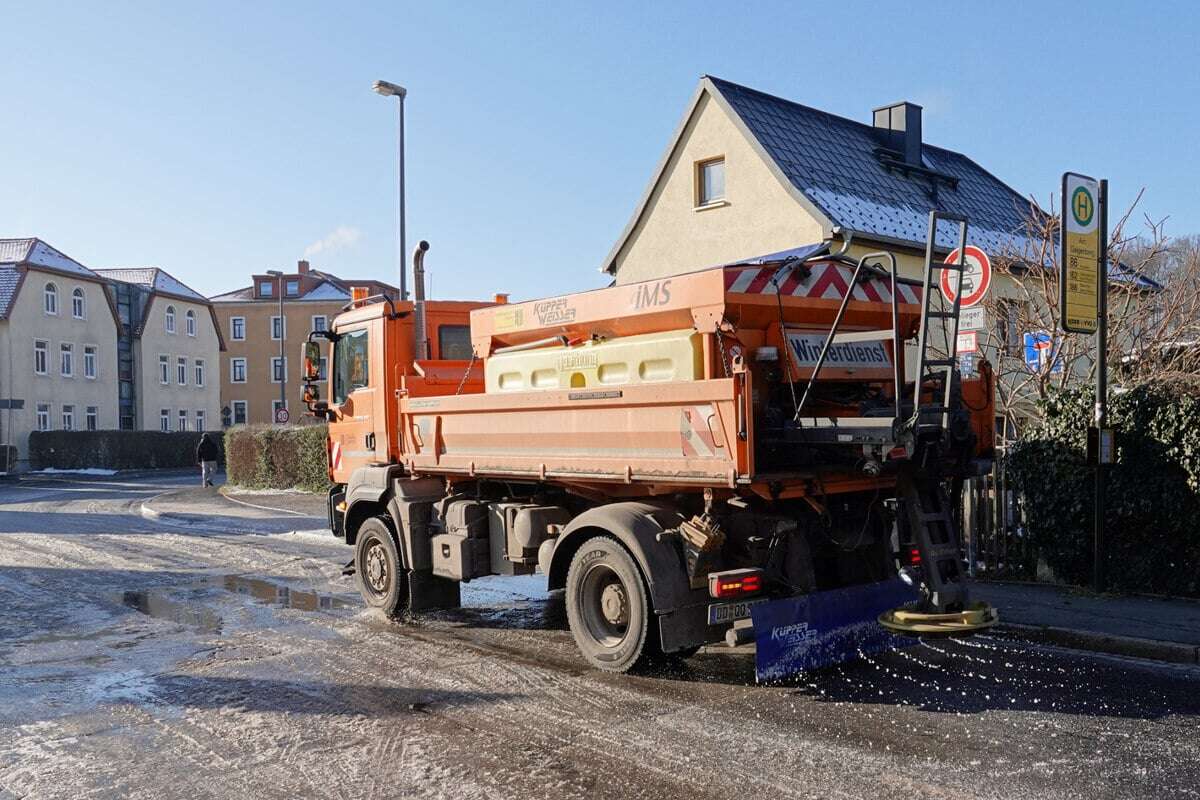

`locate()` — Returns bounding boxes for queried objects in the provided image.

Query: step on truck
[302,217,998,674]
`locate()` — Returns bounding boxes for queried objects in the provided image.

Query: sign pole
[1093,179,1109,593]
[1061,171,1106,593]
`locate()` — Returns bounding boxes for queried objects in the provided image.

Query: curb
[139,490,209,527]
[994,622,1200,665]
[217,486,320,518]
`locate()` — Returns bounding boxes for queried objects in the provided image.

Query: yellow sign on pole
[1060,172,1101,333]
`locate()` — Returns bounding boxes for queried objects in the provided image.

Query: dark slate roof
[0,265,21,317]
[706,76,1038,256]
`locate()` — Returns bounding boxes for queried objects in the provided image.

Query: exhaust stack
[413,240,430,360]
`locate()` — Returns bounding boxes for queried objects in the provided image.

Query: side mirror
[302,341,322,382]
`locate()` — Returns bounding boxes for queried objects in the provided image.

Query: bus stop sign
[1061,172,1102,333]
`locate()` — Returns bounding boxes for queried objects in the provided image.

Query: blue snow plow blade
[751,579,920,681]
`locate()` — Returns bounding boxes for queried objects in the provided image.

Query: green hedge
[224,424,330,493]
[28,430,223,471]
[1008,381,1200,597]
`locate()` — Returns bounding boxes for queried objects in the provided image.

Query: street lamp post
[266,270,286,422]
[373,79,408,301]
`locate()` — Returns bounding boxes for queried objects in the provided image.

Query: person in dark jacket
[196,433,219,487]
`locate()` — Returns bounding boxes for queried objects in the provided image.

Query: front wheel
[354,516,408,618]
[565,536,655,672]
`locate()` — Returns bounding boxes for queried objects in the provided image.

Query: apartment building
[96,268,223,432]
[210,260,396,425]
[0,239,122,469]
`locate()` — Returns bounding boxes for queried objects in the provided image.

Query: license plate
[707,599,764,625]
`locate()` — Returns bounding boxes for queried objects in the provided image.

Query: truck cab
[309,295,492,480]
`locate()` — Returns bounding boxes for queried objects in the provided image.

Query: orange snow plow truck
[302,213,998,677]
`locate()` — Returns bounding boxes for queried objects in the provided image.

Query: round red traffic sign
[939,246,992,309]
[274,407,290,424]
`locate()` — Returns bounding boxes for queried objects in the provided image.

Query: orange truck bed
[395,259,934,497]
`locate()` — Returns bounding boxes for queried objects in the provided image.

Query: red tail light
[708,569,764,599]
[906,547,921,566]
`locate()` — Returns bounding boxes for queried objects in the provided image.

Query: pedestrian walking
[195,432,219,487]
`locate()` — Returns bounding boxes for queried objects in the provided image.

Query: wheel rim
[579,562,631,648]
[362,536,390,597]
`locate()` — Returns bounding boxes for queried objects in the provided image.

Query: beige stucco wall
[136,295,222,431]
[213,299,345,425]
[0,269,119,467]
[612,91,826,284]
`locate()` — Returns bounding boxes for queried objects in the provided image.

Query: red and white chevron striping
[723,262,922,304]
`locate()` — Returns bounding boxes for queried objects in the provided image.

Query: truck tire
[354,516,408,618]
[565,536,656,673]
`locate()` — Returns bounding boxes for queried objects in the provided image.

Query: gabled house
[602,75,1039,285]
[602,77,1169,433]
[95,268,224,433]
[0,239,123,469]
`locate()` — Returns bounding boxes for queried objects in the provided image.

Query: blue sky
[3,1,1197,301]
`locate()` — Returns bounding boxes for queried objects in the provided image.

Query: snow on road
[0,473,1198,799]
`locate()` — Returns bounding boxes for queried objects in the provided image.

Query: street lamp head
[373,79,407,99]
[266,269,283,277]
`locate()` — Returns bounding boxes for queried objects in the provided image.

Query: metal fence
[961,448,1032,578]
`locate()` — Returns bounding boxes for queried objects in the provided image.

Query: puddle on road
[120,590,223,633]
[210,574,350,612]
[119,575,349,631]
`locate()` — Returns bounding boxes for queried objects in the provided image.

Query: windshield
[333,329,369,404]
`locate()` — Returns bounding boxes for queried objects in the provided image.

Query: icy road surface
[1,472,1198,799]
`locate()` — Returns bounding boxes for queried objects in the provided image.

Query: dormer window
[286,279,300,297]
[259,280,273,297]
[696,157,726,207]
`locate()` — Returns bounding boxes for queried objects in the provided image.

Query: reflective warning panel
[1061,172,1101,334]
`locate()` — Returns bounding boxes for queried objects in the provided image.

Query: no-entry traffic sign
[940,246,992,309]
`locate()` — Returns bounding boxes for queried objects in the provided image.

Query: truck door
[329,319,386,481]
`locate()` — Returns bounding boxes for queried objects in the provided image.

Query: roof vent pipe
[413,240,430,360]
[872,101,923,167]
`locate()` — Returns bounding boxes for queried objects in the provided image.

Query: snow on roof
[0,239,33,263]
[0,238,99,278]
[301,281,351,301]
[209,286,253,302]
[96,267,208,303]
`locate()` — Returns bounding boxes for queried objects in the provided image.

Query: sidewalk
[972,580,1200,664]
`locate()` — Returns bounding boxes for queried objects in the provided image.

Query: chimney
[872,101,923,167]
[297,259,310,274]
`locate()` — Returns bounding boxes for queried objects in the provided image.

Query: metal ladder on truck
[897,210,972,613]
[909,210,969,443]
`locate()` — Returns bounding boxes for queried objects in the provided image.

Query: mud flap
[751,579,919,682]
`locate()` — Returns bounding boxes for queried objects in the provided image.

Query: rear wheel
[354,516,408,618]
[565,536,655,672]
